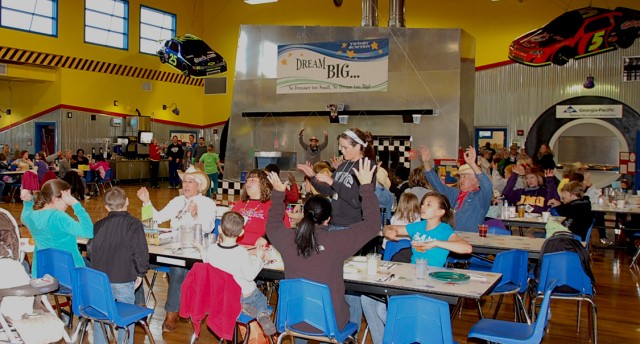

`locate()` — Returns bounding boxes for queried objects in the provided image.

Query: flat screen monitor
[139,131,153,144]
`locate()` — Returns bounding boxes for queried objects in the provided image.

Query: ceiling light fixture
[244,0,277,4]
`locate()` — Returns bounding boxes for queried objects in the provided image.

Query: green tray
[428,271,470,282]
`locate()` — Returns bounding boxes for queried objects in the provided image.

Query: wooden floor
[4,182,638,343]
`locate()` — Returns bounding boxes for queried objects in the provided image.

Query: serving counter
[108,159,169,181]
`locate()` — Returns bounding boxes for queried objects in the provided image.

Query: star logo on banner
[281,59,287,66]
[342,42,347,48]
[371,41,378,50]
[346,50,356,58]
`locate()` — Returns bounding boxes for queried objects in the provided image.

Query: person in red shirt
[149,138,163,188]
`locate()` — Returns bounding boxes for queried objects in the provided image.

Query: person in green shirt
[199,144,223,197]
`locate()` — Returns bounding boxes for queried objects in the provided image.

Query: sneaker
[257,313,276,336]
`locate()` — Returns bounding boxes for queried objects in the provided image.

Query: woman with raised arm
[266,158,380,337]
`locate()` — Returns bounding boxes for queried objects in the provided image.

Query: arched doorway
[525,96,640,188]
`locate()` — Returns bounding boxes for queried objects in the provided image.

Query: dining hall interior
[1,0,640,343]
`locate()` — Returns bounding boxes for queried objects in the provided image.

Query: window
[85,0,128,49]
[140,6,175,55]
[0,0,57,36]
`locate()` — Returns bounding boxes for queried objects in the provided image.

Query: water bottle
[501,199,509,219]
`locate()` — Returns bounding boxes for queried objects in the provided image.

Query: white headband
[344,129,367,147]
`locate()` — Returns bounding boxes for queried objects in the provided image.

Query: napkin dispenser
[145,229,173,245]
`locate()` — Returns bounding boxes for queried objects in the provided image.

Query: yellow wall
[1,0,639,128]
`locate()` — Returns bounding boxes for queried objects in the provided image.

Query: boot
[162,311,179,332]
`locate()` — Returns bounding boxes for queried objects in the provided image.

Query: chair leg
[491,295,505,320]
[275,333,286,344]
[475,299,485,319]
[145,271,160,306]
[514,294,531,324]
[576,300,582,333]
[631,247,640,269]
[360,325,369,344]
[138,319,156,344]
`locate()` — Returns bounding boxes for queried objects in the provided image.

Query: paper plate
[344,266,360,274]
[428,271,470,282]
[351,256,366,263]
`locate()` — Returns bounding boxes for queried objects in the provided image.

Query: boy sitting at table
[87,187,149,344]
[196,211,276,337]
[547,181,594,241]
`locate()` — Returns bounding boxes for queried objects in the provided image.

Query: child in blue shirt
[362,191,472,344]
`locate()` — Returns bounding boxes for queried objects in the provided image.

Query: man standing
[184,134,197,160]
[166,136,183,189]
[193,136,208,163]
[299,129,328,164]
[420,145,492,232]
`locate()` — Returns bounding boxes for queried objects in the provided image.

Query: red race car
[509,7,640,66]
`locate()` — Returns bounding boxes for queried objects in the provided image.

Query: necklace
[242,200,262,213]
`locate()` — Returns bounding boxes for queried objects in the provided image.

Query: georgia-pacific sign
[276,38,389,94]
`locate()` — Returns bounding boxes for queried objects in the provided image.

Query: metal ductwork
[361,0,378,27]
[388,0,405,28]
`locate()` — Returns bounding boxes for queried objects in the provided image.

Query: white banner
[277,39,388,94]
[556,105,623,118]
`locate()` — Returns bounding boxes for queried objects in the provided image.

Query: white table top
[498,215,565,229]
[456,231,545,258]
[79,239,501,301]
[591,204,640,214]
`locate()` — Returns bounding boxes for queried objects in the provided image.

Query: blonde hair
[395,193,421,223]
[104,187,127,210]
[562,181,584,198]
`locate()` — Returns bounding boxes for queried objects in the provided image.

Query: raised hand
[330,156,343,169]
[463,146,477,166]
[544,169,555,178]
[418,145,431,163]
[315,173,334,186]
[513,164,526,176]
[353,158,376,185]
[297,162,315,177]
[60,189,78,206]
[20,189,32,202]
[299,129,304,136]
[137,187,150,203]
[266,171,286,192]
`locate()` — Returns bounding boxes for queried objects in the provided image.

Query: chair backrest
[383,294,454,344]
[531,279,558,341]
[71,267,117,321]
[491,249,529,292]
[36,248,75,289]
[276,278,340,340]
[102,168,113,182]
[572,218,595,249]
[383,240,411,261]
[537,251,593,295]
[488,226,511,236]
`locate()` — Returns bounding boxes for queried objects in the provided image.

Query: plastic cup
[508,206,516,218]
[517,205,525,218]
[366,253,381,276]
[542,212,550,222]
[415,258,428,279]
[478,224,488,237]
[203,232,217,252]
[617,200,626,209]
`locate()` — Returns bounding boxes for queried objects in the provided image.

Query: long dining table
[78,239,502,306]
[456,231,547,259]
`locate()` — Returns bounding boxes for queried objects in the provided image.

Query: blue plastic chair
[382,240,411,261]
[468,279,558,344]
[476,249,530,322]
[275,278,358,343]
[36,248,75,326]
[465,225,513,272]
[382,294,456,344]
[72,267,155,344]
[531,251,597,344]
[144,265,172,310]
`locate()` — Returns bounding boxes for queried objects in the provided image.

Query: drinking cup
[172,228,179,243]
[541,211,550,222]
[203,233,217,252]
[617,200,626,209]
[508,206,516,218]
[180,225,195,249]
[415,258,428,279]
[517,205,525,218]
[194,224,203,246]
[366,253,381,276]
[478,224,488,237]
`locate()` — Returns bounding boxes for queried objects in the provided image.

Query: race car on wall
[509,7,640,66]
[157,34,227,77]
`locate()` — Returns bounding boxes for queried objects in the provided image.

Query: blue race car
[158,34,227,77]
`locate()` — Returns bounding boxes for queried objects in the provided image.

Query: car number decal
[589,31,606,51]
[168,54,178,66]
